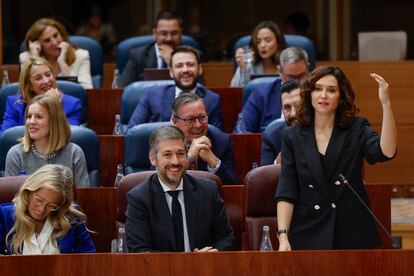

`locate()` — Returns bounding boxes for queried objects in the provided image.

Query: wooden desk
[393,224,414,249]
[99,135,125,186]
[1,250,413,275]
[210,87,242,133]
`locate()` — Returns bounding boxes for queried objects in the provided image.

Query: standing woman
[0,164,96,254]
[5,94,90,188]
[20,18,93,89]
[0,57,81,134]
[276,65,397,250]
[231,21,286,87]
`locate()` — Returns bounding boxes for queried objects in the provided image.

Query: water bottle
[112,69,120,89]
[114,164,124,187]
[117,227,128,253]
[252,162,258,169]
[2,70,10,87]
[260,225,273,251]
[235,113,247,133]
[113,114,123,135]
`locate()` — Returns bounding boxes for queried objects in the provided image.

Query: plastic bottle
[112,69,120,89]
[2,70,10,87]
[235,113,247,133]
[260,225,273,251]
[114,164,124,187]
[113,114,123,135]
[117,227,128,253]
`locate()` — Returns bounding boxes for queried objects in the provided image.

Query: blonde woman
[5,94,90,187]
[20,18,92,89]
[0,164,95,254]
[0,57,81,134]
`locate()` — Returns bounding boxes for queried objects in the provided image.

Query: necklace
[31,144,57,160]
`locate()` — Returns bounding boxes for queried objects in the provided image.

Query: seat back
[116,35,200,73]
[0,175,28,203]
[244,164,281,250]
[0,83,20,126]
[116,170,223,224]
[358,31,407,61]
[124,122,171,175]
[0,81,88,125]
[242,76,278,106]
[0,126,99,186]
[69,36,104,88]
[120,80,174,126]
[232,34,316,71]
[20,36,103,88]
[70,126,100,187]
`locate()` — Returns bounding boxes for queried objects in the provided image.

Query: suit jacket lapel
[324,124,348,183]
[150,176,176,251]
[183,175,198,250]
[298,125,333,201]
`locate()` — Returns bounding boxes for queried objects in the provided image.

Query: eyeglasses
[156,31,180,38]
[174,114,208,126]
[33,193,60,211]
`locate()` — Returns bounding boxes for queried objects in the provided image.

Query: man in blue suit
[260,80,301,166]
[119,11,183,86]
[241,47,309,132]
[128,45,223,130]
[171,93,238,184]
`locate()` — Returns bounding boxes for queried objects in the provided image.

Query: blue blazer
[241,78,282,133]
[125,174,234,252]
[200,127,238,184]
[0,203,96,254]
[260,118,287,166]
[0,94,81,134]
[128,85,223,130]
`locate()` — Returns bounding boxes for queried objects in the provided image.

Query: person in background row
[240,47,309,132]
[231,21,287,87]
[172,93,237,184]
[128,45,223,130]
[276,65,397,250]
[260,79,301,166]
[119,11,183,86]
[0,164,96,255]
[20,18,93,89]
[5,94,90,188]
[0,57,81,134]
[125,126,234,252]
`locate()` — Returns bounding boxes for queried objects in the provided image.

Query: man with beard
[260,80,301,165]
[119,11,183,86]
[240,47,309,132]
[127,45,223,129]
[125,126,234,252]
[171,93,238,184]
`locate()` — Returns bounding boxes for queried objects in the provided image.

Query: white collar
[158,176,184,192]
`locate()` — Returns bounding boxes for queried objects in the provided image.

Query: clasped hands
[187,136,218,168]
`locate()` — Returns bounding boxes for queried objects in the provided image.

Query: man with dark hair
[128,45,223,129]
[125,125,234,252]
[260,80,301,165]
[119,11,183,86]
[241,47,309,132]
[171,93,237,184]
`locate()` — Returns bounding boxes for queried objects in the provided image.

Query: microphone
[338,174,400,249]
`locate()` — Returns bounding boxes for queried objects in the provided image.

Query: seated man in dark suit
[172,93,238,184]
[260,80,300,166]
[241,47,309,132]
[119,11,183,86]
[125,125,234,252]
[128,45,223,129]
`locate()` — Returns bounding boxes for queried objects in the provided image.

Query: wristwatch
[277,229,289,237]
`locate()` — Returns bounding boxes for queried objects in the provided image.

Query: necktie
[167,190,184,251]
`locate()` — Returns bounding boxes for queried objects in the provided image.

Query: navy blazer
[275,117,394,250]
[200,128,238,184]
[128,85,223,130]
[119,43,157,87]
[241,78,282,133]
[0,94,81,134]
[0,203,96,254]
[125,174,234,252]
[260,118,287,166]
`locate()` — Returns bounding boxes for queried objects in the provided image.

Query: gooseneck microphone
[338,174,400,249]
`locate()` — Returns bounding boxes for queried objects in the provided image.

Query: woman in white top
[0,164,96,255]
[20,18,93,89]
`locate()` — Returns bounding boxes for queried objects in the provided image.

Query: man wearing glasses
[119,11,183,86]
[128,45,223,130]
[171,93,237,184]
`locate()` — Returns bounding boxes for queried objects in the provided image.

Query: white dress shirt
[23,218,60,255]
